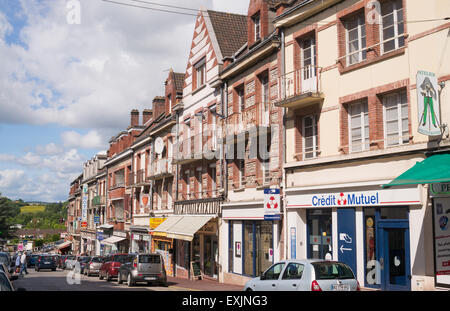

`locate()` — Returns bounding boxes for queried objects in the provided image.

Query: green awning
[382,154,450,188]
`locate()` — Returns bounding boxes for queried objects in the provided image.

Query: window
[311,262,355,280]
[195,58,206,89]
[345,12,366,65]
[349,100,369,152]
[237,87,245,132]
[383,91,408,146]
[282,263,305,280]
[303,115,318,159]
[114,169,124,187]
[264,263,285,280]
[197,170,202,198]
[253,13,261,41]
[114,200,124,221]
[260,75,269,126]
[380,0,404,54]
[168,94,172,113]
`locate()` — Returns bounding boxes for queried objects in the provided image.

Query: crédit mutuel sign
[287,188,422,208]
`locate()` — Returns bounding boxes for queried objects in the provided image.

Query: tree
[0,194,21,239]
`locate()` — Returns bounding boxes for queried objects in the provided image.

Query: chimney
[143,109,153,125]
[152,97,166,119]
[130,109,139,127]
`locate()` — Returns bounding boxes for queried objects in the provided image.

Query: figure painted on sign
[419,77,439,128]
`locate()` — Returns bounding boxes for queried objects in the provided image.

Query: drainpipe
[280,27,288,261]
[223,81,228,199]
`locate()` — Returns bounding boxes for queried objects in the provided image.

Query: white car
[243,259,360,291]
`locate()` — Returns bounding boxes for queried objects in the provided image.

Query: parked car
[0,263,17,281]
[99,254,132,282]
[64,255,77,270]
[35,255,57,272]
[117,253,167,287]
[243,260,360,291]
[84,256,103,276]
[0,271,15,291]
[77,256,92,274]
[28,254,40,268]
[0,252,12,274]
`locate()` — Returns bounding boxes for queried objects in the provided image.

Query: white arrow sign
[340,244,352,254]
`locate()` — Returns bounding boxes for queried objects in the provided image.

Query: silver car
[84,256,103,276]
[244,259,360,291]
[64,255,77,270]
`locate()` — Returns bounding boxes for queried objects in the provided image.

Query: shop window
[380,0,405,54]
[348,100,369,152]
[243,221,274,277]
[383,90,408,147]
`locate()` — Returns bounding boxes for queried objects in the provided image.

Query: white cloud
[61,130,106,150]
[36,142,64,155]
[0,169,25,189]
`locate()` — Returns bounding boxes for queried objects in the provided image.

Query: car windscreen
[91,257,103,263]
[113,255,134,263]
[0,256,8,264]
[66,256,76,260]
[40,256,54,261]
[0,273,12,291]
[312,262,355,280]
[80,257,91,262]
[139,255,161,264]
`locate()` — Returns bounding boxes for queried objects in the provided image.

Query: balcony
[177,189,221,201]
[173,133,218,165]
[128,169,149,187]
[275,66,323,109]
[148,158,173,180]
[92,195,106,206]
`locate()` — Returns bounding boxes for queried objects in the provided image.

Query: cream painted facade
[278,0,450,291]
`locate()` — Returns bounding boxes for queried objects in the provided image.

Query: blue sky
[0,0,247,202]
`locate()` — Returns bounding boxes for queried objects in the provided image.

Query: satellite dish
[154,137,165,155]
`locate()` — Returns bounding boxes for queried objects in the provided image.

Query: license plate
[145,277,156,280]
[45,262,50,264]
[331,284,350,291]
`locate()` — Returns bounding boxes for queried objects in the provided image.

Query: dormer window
[253,13,261,41]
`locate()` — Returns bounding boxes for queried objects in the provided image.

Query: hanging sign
[417,70,441,136]
[264,188,281,220]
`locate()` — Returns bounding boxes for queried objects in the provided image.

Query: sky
[0,0,249,202]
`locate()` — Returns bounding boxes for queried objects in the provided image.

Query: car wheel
[245,288,253,292]
[36,268,40,272]
[118,272,123,284]
[127,273,134,287]
[99,273,104,280]
[52,268,56,271]
[147,282,152,286]
[106,272,111,282]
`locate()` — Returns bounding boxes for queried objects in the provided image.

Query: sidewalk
[167,276,243,291]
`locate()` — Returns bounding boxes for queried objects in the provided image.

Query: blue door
[378,221,411,291]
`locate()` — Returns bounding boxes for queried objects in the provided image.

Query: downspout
[223,81,228,199]
[280,27,288,261]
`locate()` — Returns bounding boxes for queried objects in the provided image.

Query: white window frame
[302,115,318,160]
[195,58,206,89]
[380,0,404,54]
[345,13,366,65]
[253,14,261,41]
[261,75,269,126]
[382,91,409,147]
[348,100,370,153]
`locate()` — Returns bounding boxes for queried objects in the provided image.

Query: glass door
[378,225,411,291]
[307,209,332,259]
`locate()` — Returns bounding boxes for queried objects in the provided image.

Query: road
[12,268,194,291]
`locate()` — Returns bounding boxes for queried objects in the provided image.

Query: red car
[99,254,133,281]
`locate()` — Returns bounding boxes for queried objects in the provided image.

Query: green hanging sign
[417,70,441,136]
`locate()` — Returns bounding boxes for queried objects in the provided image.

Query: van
[117,253,167,287]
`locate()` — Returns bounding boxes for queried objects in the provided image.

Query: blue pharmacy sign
[337,208,357,276]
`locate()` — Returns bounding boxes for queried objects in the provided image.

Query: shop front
[100,231,128,254]
[221,201,282,286]
[152,215,219,280]
[130,226,151,253]
[286,184,423,291]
